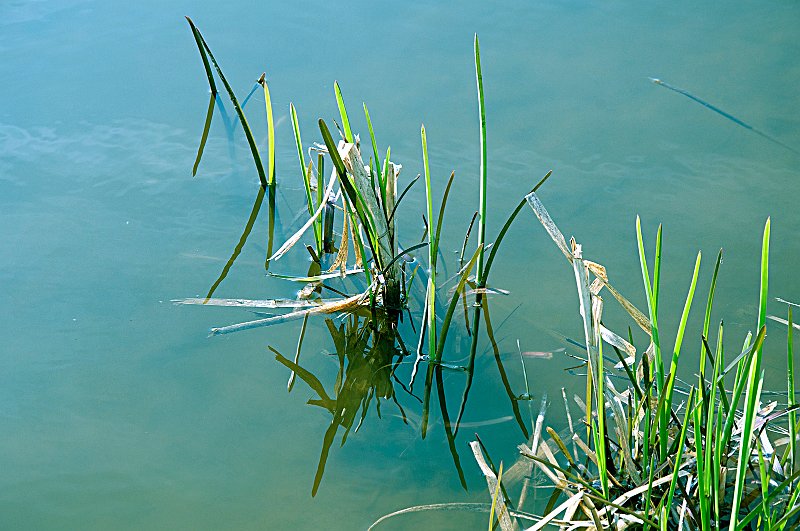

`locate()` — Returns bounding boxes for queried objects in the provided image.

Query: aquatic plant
[178,19,550,495]
[374,194,800,529]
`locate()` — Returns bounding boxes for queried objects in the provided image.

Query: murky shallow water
[2,1,799,528]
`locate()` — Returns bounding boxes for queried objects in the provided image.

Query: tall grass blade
[258,74,275,184]
[789,307,796,473]
[291,103,321,254]
[474,34,488,284]
[729,218,770,530]
[699,249,723,377]
[662,251,702,435]
[421,125,438,363]
[186,17,268,187]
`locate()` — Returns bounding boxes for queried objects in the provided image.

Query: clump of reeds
[373,194,800,529]
[505,193,798,530]
[178,20,554,496]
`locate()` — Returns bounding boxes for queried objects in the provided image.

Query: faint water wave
[0,120,238,194]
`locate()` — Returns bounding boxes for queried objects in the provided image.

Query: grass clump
[178,19,551,496]
[374,195,799,529]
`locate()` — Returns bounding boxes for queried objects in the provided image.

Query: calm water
[2,1,799,529]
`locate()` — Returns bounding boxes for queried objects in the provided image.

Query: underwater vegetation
[178,17,800,530]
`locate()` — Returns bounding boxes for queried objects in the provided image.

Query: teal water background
[2,1,799,529]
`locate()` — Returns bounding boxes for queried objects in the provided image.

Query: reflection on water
[272,315,410,496]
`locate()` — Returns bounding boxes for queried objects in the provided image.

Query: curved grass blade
[454,173,552,435]
[186,17,267,187]
[388,174,421,225]
[186,17,217,95]
[482,171,552,283]
[368,503,531,531]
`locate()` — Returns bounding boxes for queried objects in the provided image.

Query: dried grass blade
[174,297,336,309]
[525,190,571,260]
[269,173,336,261]
[470,441,514,531]
[210,292,368,335]
[526,490,584,531]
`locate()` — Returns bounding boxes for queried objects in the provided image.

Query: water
[2,1,799,528]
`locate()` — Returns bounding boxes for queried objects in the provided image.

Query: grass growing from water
[179,20,551,495]
[374,195,799,529]
[180,22,800,527]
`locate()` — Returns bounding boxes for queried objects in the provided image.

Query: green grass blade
[316,153,325,254]
[185,17,217,94]
[693,393,711,530]
[636,217,666,458]
[318,118,379,263]
[364,103,386,195]
[482,171,552,284]
[729,219,770,530]
[789,307,796,473]
[290,103,309,187]
[665,387,695,521]
[421,124,437,364]
[719,326,766,452]
[192,93,216,176]
[433,171,456,269]
[434,245,482,363]
[334,81,353,143]
[700,249,723,376]
[663,251,702,423]
[474,34,488,284]
[186,18,267,187]
[259,75,275,184]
